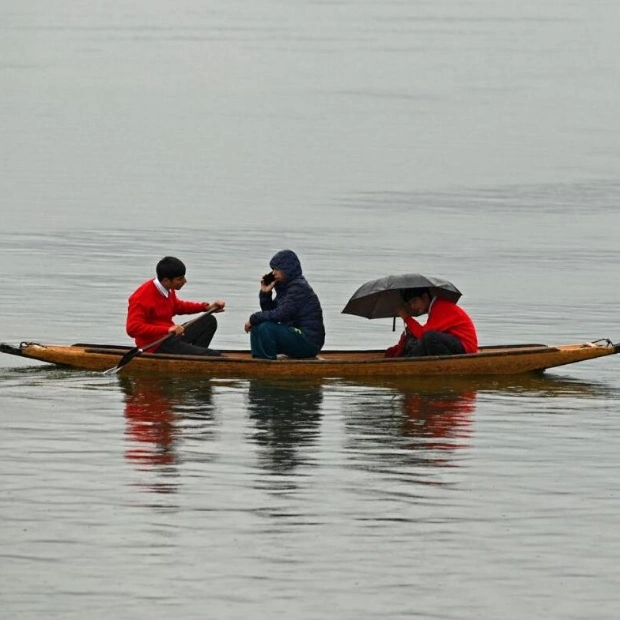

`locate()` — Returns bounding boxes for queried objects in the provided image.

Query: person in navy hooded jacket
[244,250,325,359]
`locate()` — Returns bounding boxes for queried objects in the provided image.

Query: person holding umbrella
[385,287,478,358]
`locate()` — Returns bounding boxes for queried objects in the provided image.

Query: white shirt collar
[153,278,169,298]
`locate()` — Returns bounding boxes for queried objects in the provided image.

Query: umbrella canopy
[341,273,462,319]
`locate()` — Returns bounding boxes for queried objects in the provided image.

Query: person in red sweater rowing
[126,256,226,356]
[385,287,478,358]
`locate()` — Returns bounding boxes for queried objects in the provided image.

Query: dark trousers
[156,314,220,356]
[250,322,320,360]
[404,330,465,357]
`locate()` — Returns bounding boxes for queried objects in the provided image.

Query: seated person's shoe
[203,348,223,357]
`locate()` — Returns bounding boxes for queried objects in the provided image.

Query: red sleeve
[404,308,458,336]
[384,331,407,358]
[403,299,462,338]
[126,297,170,341]
[172,290,207,316]
[403,316,423,339]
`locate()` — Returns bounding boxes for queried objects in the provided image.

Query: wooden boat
[1,339,618,378]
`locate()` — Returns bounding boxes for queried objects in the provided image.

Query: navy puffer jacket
[249,249,326,349]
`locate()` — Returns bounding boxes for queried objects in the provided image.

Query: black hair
[402,287,430,302]
[156,256,186,281]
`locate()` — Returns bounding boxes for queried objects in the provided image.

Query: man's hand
[260,281,276,294]
[205,299,226,313]
[168,324,184,336]
[244,320,252,333]
[396,306,411,321]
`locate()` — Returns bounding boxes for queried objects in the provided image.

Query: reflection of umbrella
[342,273,462,319]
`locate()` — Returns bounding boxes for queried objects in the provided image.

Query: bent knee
[252,321,280,339]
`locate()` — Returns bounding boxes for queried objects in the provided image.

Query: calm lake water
[1,1,620,619]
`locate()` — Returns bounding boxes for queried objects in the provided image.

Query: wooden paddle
[104,308,217,375]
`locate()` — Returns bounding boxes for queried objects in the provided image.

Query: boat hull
[1,340,618,378]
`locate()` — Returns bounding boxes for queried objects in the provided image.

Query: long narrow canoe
[1,339,618,378]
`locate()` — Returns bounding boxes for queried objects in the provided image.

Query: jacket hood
[270,249,302,281]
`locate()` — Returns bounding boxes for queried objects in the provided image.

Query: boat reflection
[116,371,611,494]
[118,375,216,494]
[246,379,323,475]
[341,372,613,398]
[339,372,610,476]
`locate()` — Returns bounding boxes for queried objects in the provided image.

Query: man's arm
[251,281,308,326]
[126,300,170,341]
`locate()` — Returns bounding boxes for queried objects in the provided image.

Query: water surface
[2,1,620,618]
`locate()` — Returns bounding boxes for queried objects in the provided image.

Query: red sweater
[385,297,478,357]
[126,280,206,349]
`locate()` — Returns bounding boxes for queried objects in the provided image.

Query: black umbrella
[341,273,462,320]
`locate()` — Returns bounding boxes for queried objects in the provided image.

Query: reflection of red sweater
[403,391,476,449]
[124,384,175,467]
[386,297,478,356]
[126,280,206,349]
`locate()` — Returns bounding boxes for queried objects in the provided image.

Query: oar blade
[103,347,142,375]
[103,366,122,376]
